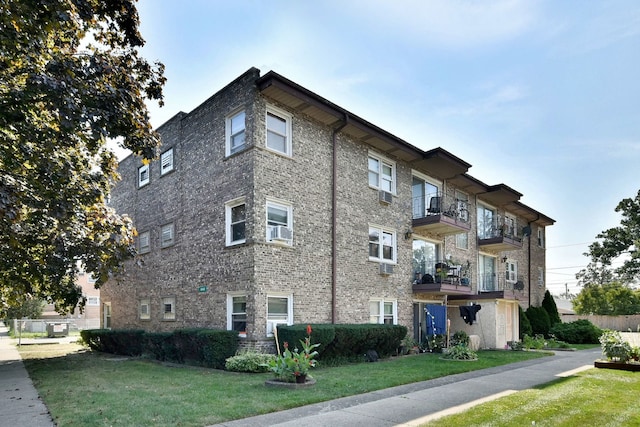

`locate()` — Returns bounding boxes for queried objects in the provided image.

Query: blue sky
[120,0,640,296]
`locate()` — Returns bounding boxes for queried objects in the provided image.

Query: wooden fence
[561,314,640,332]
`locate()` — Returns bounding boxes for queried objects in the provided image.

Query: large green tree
[573,282,640,315]
[0,0,164,314]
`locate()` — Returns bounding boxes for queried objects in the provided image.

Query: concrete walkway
[209,347,601,427]
[0,325,55,426]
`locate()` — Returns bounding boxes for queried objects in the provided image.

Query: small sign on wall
[197,286,207,293]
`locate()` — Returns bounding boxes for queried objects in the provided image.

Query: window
[412,239,442,280]
[455,191,469,222]
[161,223,175,248]
[227,295,247,337]
[369,226,396,263]
[370,299,397,325]
[87,274,97,284]
[506,260,517,283]
[412,173,440,218]
[477,204,496,239]
[266,106,292,156]
[160,148,174,175]
[103,302,111,329]
[479,254,497,292]
[138,164,149,187]
[86,296,100,306]
[139,298,150,320]
[504,214,517,238]
[226,110,246,156]
[537,227,544,248]
[266,200,292,244]
[456,233,468,250]
[162,297,176,320]
[138,231,150,254]
[369,154,396,193]
[266,295,292,336]
[225,199,246,246]
[538,267,544,286]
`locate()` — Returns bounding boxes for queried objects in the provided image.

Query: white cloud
[434,83,529,117]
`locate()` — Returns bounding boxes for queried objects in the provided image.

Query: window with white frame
[266,200,292,244]
[266,106,292,156]
[266,295,292,336]
[412,172,441,218]
[369,299,397,325]
[506,260,517,283]
[103,302,111,329]
[138,164,149,187]
[86,296,100,306]
[456,232,468,250]
[161,223,175,248]
[160,148,174,175]
[369,226,396,263]
[227,294,247,337]
[537,227,544,248]
[368,153,395,193]
[538,267,544,286]
[138,231,150,254]
[87,274,97,284]
[477,204,496,239]
[162,296,176,320]
[226,110,246,156]
[225,199,246,246]
[139,298,150,320]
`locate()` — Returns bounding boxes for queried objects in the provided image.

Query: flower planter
[265,378,316,388]
[594,360,640,372]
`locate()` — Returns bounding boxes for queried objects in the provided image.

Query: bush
[526,306,551,337]
[225,350,275,373]
[442,343,477,360]
[519,305,532,339]
[450,330,469,347]
[319,324,407,361]
[80,329,145,356]
[275,324,335,359]
[599,330,632,362]
[549,319,602,344]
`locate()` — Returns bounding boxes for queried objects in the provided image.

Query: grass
[424,368,640,426]
[19,344,548,427]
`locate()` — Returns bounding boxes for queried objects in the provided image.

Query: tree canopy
[573,282,640,315]
[0,0,164,314]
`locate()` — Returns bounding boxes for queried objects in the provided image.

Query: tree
[5,297,44,319]
[573,282,640,315]
[578,190,640,285]
[541,290,561,326]
[0,1,165,314]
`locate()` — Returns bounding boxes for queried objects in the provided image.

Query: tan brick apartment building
[101,68,554,350]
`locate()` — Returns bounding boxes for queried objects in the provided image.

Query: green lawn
[19,344,548,427]
[424,367,640,426]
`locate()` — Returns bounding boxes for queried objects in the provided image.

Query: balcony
[477,273,525,300]
[477,222,523,252]
[412,195,471,237]
[412,261,474,295]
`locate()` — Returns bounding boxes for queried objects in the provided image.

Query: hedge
[526,306,551,337]
[549,319,602,344]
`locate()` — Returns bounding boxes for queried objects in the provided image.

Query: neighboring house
[41,269,101,330]
[101,67,554,350]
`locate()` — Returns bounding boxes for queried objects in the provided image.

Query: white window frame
[369,225,397,264]
[506,259,518,283]
[138,164,149,188]
[162,296,176,321]
[138,230,150,254]
[369,299,397,325]
[538,227,545,248]
[86,296,100,306]
[139,298,150,320]
[103,302,111,329]
[477,203,497,240]
[266,199,293,245]
[266,294,293,337]
[161,223,175,248]
[265,105,292,156]
[368,152,396,194]
[456,232,469,250]
[226,109,246,156]
[160,148,174,175]
[227,294,247,337]
[225,198,246,246]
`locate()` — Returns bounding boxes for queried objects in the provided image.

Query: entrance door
[479,255,496,291]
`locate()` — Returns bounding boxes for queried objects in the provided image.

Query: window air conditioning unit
[378,190,393,204]
[270,225,292,241]
[379,263,394,275]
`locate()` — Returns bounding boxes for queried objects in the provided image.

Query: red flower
[306,324,312,335]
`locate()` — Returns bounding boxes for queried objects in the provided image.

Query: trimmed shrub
[143,332,174,361]
[80,329,145,356]
[225,351,275,373]
[320,324,407,361]
[198,329,239,369]
[519,305,532,339]
[541,290,562,326]
[549,319,602,344]
[526,306,551,337]
[275,324,335,359]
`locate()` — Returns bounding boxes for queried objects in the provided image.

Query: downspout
[331,116,348,323]
[527,214,540,308]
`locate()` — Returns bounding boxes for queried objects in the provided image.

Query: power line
[546,242,595,249]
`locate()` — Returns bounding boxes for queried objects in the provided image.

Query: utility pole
[564,283,568,299]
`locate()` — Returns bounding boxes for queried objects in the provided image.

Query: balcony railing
[478,273,525,293]
[412,260,473,294]
[412,194,470,236]
[477,219,523,251]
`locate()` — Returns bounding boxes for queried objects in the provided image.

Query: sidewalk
[209,347,601,427]
[0,325,56,427]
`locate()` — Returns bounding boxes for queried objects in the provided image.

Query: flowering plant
[265,324,320,382]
